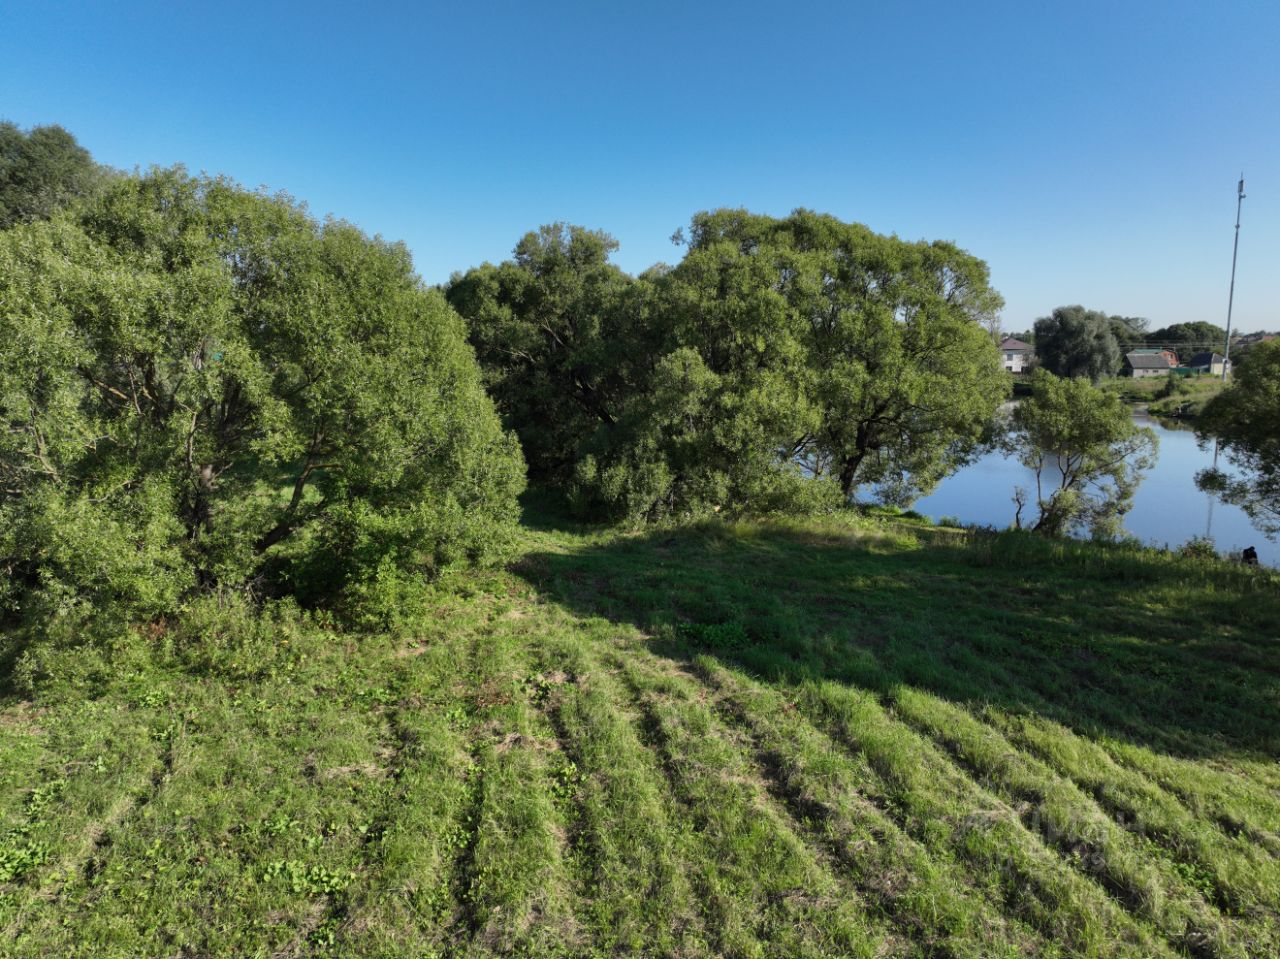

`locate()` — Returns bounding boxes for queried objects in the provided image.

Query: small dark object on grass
[1242,546,1259,566]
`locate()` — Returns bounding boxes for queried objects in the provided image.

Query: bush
[0,168,525,641]
[1177,536,1220,561]
[12,591,328,700]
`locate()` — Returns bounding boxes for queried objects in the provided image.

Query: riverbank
[2,509,1277,957]
[913,406,1274,565]
[1104,374,1227,421]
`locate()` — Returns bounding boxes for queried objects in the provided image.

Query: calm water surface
[911,412,1277,566]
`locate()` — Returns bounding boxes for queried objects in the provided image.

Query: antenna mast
[1222,175,1245,380]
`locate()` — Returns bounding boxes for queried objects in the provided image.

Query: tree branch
[254,434,335,553]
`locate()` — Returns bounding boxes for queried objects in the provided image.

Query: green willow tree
[0,169,524,635]
[599,211,833,517]
[1109,315,1149,350]
[0,121,108,228]
[678,209,1007,502]
[1034,305,1122,381]
[446,224,646,479]
[451,209,1008,519]
[1147,321,1226,352]
[1005,371,1157,537]
[1196,340,1280,538]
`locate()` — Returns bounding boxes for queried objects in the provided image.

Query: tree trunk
[186,464,216,541]
[839,452,866,500]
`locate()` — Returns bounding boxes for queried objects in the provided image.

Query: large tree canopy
[445,224,643,479]
[0,169,524,633]
[572,211,830,519]
[0,121,107,228]
[451,208,1008,519]
[674,209,1007,502]
[1196,340,1280,539]
[1033,306,1121,382]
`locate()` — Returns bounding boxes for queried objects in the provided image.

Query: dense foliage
[0,169,524,646]
[1109,314,1148,349]
[1006,371,1157,537]
[1196,339,1280,538]
[1033,305,1122,381]
[3,127,1270,959]
[677,211,1008,503]
[1147,321,1227,352]
[0,121,107,229]
[451,209,1007,519]
[444,224,642,480]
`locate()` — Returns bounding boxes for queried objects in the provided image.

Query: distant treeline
[1011,309,1264,381]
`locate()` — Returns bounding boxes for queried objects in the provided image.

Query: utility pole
[1222,175,1246,381]
[1208,175,1246,542]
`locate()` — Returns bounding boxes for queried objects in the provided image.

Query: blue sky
[3,0,1278,332]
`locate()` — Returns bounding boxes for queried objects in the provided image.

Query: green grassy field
[1103,375,1227,420]
[1,507,1278,958]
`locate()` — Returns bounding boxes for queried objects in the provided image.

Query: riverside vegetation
[2,125,1278,957]
[1104,376,1228,422]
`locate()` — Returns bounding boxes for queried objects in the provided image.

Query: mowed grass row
[608,650,896,957]
[518,512,1280,956]
[0,510,1277,956]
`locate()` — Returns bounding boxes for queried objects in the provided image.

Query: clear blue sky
[3,0,1278,332]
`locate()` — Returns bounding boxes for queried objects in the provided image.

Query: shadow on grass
[516,487,597,536]
[513,514,1280,761]
[0,631,24,706]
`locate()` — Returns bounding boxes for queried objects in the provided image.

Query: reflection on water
[910,412,1276,566]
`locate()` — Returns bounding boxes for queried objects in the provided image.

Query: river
[909,411,1277,566]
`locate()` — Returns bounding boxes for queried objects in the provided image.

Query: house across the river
[1187,352,1231,376]
[1127,347,1179,367]
[1123,351,1175,378]
[999,337,1034,373]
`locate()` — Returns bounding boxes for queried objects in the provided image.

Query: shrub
[0,168,524,643]
[1177,536,1220,561]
